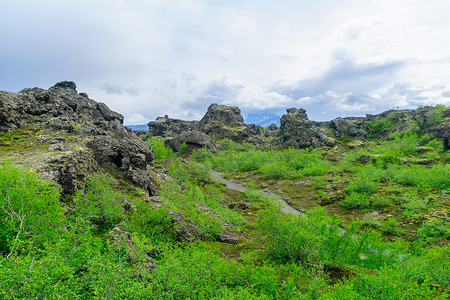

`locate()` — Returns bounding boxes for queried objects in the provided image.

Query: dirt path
[210,169,302,215]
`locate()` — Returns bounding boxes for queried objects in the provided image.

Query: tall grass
[193,141,330,179]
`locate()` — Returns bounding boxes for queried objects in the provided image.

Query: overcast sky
[1,0,450,124]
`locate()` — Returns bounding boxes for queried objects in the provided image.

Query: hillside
[0,82,449,299]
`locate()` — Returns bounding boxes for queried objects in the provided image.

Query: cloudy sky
[1,0,450,124]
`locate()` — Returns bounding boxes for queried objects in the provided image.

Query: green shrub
[373,164,449,190]
[381,218,404,235]
[341,192,370,209]
[192,146,214,162]
[219,139,255,151]
[372,196,392,208]
[193,144,329,178]
[259,207,398,269]
[365,116,396,132]
[71,123,81,133]
[244,186,266,203]
[425,105,447,126]
[160,182,233,239]
[260,161,292,179]
[0,160,63,256]
[398,244,450,289]
[345,269,448,299]
[402,195,429,216]
[346,178,379,195]
[73,173,124,234]
[360,215,382,228]
[145,137,174,159]
[178,141,188,154]
[127,199,174,243]
[168,158,212,184]
[418,220,450,239]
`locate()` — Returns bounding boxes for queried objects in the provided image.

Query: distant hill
[125,124,148,131]
[243,112,280,127]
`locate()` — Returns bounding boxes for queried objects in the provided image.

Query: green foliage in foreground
[260,206,404,269]
[0,160,63,257]
[74,173,125,234]
[1,156,449,299]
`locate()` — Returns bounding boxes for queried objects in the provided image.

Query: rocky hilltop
[146,103,449,150]
[147,103,265,152]
[0,81,157,195]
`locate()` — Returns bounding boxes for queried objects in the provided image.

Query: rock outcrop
[276,108,337,148]
[164,131,224,153]
[198,104,263,143]
[330,117,366,138]
[147,115,197,138]
[0,81,157,195]
[144,104,448,150]
[146,103,264,145]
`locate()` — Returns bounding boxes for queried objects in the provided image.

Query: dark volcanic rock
[164,131,224,153]
[429,125,450,149]
[198,104,263,143]
[330,117,366,138]
[276,108,337,148]
[199,103,244,126]
[0,81,157,196]
[147,115,197,138]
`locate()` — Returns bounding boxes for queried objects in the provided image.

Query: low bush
[259,207,400,269]
[425,105,448,126]
[73,173,124,234]
[381,218,404,236]
[193,144,329,179]
[168,158,212,184]
[341,193,370,209]
[0,160,63,256]
[346,177,379,195]
[145,137,174,159]
[418,220,450,239]
[360,215,382,228]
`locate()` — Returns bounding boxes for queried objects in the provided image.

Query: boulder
[276,108,336,148]
[147,115,197,138]
[330,118,366,138]
[164,131,224,153]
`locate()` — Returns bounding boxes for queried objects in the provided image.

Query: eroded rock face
[164,131,224,153]
[0,81,157,195]
[147,115,197,138]
[198,103,263,143]
[330,118,366,138]
[276,108,337,148]
[147,103,264,144]
[199,103,244,127]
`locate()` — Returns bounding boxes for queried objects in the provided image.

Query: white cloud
[1,0,449,124]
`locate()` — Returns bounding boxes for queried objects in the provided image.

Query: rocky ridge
[145,103,448,150]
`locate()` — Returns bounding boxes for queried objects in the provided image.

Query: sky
[1,0,450,124]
